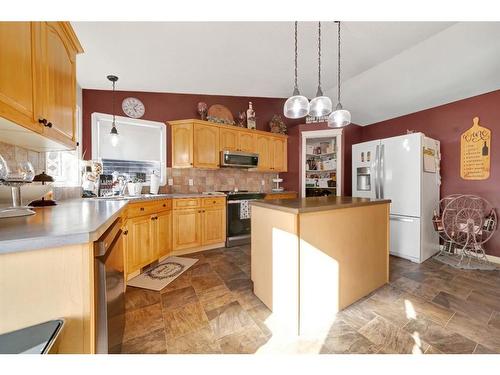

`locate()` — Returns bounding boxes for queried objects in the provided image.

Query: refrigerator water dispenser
[356,167,371,191]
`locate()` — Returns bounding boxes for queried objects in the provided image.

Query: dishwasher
[94,218,125,354]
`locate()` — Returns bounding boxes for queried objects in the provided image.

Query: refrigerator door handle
[390,216,415,223]
[380,144,385,199]
[374,145,380,199]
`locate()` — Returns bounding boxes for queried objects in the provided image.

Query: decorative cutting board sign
[460,117,491,180]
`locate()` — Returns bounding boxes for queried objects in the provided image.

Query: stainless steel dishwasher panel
[94,218,125,354]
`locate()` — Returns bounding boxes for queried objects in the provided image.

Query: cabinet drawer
[202,197,226,207]
[264,192,297,200]
[127,201,160,218]
[173,198,201,210]
[154,199,172,212]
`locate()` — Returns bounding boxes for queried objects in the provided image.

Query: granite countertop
[0,199,128,254]
[251,196,391,214]
[264,191,298,195]
[91,193,226,202]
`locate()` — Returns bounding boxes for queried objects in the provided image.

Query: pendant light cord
[294,21,298,90]
[317,21,322,90]
[337,21,341,104]
[112,80,116,126]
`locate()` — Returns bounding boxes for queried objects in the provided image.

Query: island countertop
[0,199,128,254]
[251,195,391,214]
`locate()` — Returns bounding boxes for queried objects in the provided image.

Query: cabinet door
[239,132,256,153]
[171,123,193,168]
[40,22,77,147]
[0,22,41,133]
[157,210,172,258]
[256,135,271,171]
[126,215,153,274]
[172,209,201,250]
[202,207,226,245]
[220,128,239,151]
[271,137,287,172]
[193,123,219,168]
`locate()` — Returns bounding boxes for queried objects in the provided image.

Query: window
[45,106,82,187]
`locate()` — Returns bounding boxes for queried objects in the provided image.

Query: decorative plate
[207,104,234,122]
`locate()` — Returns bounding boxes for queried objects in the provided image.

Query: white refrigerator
[352,133,441,263]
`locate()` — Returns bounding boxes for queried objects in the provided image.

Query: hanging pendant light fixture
[283,21,310,119]
[328,21,351,128]
[107,75,119,147]
[309,22,332,117]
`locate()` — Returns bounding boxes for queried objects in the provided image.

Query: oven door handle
[227,199,262,204]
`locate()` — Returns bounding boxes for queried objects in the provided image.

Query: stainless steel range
[218,190,266,247]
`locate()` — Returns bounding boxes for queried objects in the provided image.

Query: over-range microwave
[220,150,259,168]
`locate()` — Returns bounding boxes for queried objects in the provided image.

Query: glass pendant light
[284,21,310,119]
[309,22,332,117]
[107,75,119,147]
[328,21,351,128]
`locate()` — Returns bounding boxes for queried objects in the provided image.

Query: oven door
[226,199,253,246]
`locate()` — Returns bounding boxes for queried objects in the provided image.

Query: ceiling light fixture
[328,21,351,128]
[107,74,119,147]
[309,22,332,117]
[283,21,309,119]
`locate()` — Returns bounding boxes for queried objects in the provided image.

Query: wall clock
[122,97,145,118]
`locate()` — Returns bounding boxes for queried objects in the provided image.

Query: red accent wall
[82,89,301,163]
[361,89,500,257]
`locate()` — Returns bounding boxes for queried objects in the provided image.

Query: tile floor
[121,245,500,354]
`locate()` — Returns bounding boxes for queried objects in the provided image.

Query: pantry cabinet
[169,119,287,172]
[0,22,83,149]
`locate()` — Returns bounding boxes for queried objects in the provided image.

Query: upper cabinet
[171,122,193,168]
[193,123,219,169]
[169,119,287,172]
[0,22,42,134]
[40,22,80,147]
[0,22,83,150]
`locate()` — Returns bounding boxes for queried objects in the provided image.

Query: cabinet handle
[123,230,128,235]
[162,204,166,207]
[46,122,52,128]
[140,207,145,211]
[38,118,47,125]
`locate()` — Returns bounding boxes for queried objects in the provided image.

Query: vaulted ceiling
[73,21,500,125]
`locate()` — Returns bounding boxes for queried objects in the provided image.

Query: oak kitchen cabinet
[169,119,287,172]
[123,199,173,279]
[0,21,83,150]
[172,197,226,252]
[122,197,225,280]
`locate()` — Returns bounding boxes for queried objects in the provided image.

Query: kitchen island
[251,196,390,336]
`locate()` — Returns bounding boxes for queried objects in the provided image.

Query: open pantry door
[301,129,343,198]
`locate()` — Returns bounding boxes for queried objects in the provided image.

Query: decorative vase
[197,102,208,121]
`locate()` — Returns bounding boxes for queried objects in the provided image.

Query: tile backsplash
[160,168,279,194]
[0,141,45,174]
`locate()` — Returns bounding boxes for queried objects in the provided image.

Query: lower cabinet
[172,208,202,251]
[157,210,172,258]
[172,197,226,252]
[123,197,225,279]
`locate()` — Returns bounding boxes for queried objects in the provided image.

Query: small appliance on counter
[29,172,57,207]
